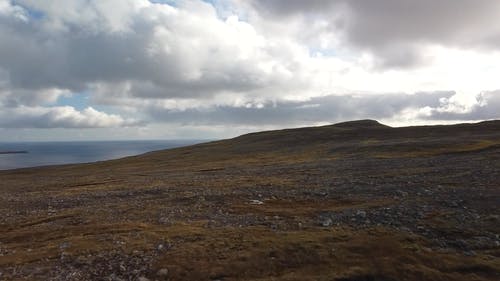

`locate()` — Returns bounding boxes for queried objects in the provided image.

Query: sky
[0,0,499,141]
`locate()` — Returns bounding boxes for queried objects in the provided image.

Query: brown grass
[1,120,500,280]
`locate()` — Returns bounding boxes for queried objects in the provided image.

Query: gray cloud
[148,91,457,126]
[246,0,338,17]
[249,0,500,68]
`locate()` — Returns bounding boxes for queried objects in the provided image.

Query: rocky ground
[0,120,499,280]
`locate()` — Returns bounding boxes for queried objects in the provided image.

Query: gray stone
[320,217,333,227]
[356,210,367,218]
[59,242,70,250]
[396,190,408,197]
[249,199,264,205]
[157,268,169,277]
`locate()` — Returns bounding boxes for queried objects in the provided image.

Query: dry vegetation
[1,120,499,280]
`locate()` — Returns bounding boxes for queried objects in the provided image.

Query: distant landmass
[0,150,28,154]
[1,120,499,280]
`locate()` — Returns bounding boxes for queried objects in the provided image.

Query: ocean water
[0,140,203,170]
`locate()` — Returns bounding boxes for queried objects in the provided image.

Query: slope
[0,120,499,280]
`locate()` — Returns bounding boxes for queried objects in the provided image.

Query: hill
[1,120,499,280]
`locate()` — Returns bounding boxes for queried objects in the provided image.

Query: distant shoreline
[0,151,28,154]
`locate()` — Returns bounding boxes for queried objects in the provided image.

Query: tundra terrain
[1,120,499,280]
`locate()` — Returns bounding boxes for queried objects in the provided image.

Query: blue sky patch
[55,92,89,110]
[11,1,45,20]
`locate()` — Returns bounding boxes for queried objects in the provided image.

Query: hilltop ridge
[229,119,500,146]
[162,119,500,163]
[330,119,390,128]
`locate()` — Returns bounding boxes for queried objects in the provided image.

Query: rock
[157,268,169,277]
[158,217,171,225]
[396,190,408,197]
[356,210,367,218]
[464,250,476,256]
[320,217,333,227]
[75,255,89,265]
[249,199,264,205]
[400,227,411,232]
[138,277,150,281]
[108,273,124,281]
[486,215,499,221]
[59,242,70,250]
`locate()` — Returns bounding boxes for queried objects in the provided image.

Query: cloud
[0,105,141,128]
[2,0,499,97]
[0,0,499,135]
[144,90,500,127]
[0,0,318,100]
[424,90,500,121]
[146,91,453,125]
[247,0,500,68]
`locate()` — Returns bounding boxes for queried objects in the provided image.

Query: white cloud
[1,0,330,101]
[0,0,499,136]
[0,0,28,21]
[0,105,141,128]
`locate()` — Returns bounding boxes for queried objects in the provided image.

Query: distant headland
[0,150,28,154]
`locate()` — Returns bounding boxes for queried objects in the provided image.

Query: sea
[0,140,204,170]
